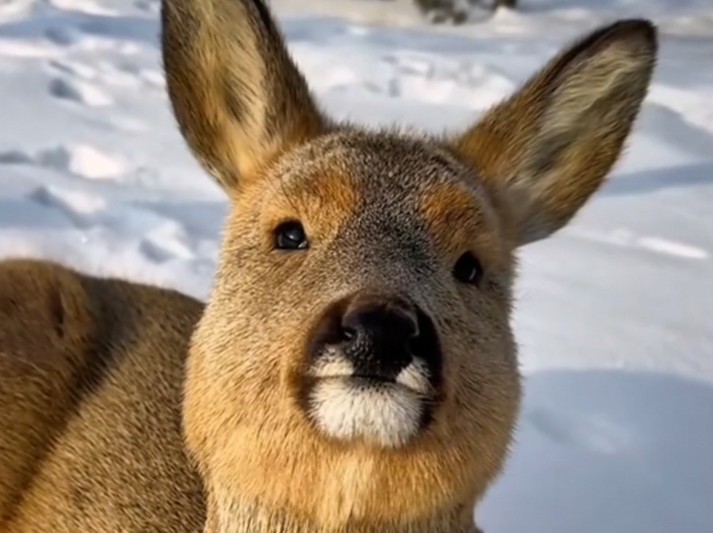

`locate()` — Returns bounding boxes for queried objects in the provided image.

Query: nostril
[409,321,420,340]
[340,313,363,343]
[407,336,419,355]
[340,326,356,342]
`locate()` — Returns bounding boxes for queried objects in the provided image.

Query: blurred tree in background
[413,0,518,24]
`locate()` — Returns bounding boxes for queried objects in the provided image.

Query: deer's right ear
[161,0,326,193]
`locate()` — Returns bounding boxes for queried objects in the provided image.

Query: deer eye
[453,252,483,286]
[274,221,309,250]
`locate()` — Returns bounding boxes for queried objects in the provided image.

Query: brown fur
[0,259,205,532]
[0,1,657,532]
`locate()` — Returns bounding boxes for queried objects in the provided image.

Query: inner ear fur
[161,0,326,193]
[452,19,658,245]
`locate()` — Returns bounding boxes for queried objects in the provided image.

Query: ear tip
[612,18,658,45]
[598,18,659,53]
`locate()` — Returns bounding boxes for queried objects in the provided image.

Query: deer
[0,1,657,531]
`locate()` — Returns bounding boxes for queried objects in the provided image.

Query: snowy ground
[1,0,712,531]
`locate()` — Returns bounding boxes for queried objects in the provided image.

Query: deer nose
[339,294,419,380]
[308,291,443,387]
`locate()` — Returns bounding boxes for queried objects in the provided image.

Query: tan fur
[0,2,657,532]
[0,259,205,532]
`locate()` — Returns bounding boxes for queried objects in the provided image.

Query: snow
[1,0,711,531]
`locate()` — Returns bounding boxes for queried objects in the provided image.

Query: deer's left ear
[452,20,657,246]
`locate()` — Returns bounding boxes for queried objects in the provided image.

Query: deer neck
[204,494,481,533]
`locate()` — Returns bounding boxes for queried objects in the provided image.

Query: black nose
[340,295,419,380]
[308,292,442,383]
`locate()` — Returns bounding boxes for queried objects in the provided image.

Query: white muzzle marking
[307,353,432,447]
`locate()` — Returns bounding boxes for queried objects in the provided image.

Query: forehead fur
[261,128,512,263]
[272,129,469,192]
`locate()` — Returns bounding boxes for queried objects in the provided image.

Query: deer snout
[308,292,442,393]
[340,294,419,381]
[305,291,443,446]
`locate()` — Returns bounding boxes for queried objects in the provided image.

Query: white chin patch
[307,357,431,448]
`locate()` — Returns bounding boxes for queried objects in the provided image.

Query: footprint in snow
[36,144,126,180]
[48,59,97,80]
[133,0,160,13]
[49,76,113,107]
[29,185,108,229]
[44,26,81,46]
[140,223,195,263]
[526,407,634,455]
[0,150,33,165]
[0,144,126,181]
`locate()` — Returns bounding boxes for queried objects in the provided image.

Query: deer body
[0,1,657,531]
[0,260,205,531]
